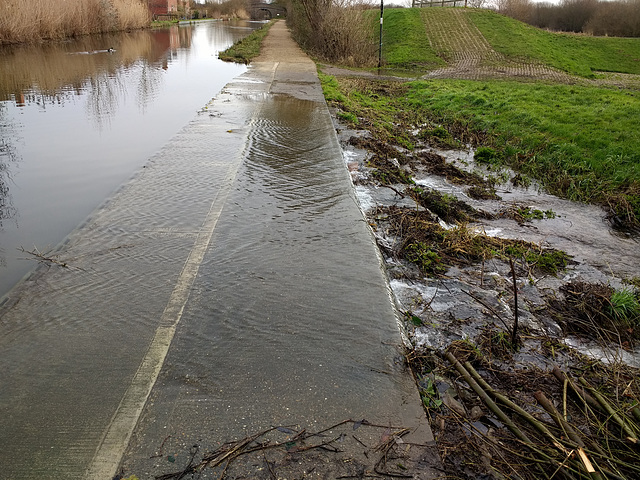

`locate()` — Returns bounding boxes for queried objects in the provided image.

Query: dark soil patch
[605,189,640,235]
[408,187,484,223]
[415,150,494,190]
[467,184,500,200]
[348,135,407,162]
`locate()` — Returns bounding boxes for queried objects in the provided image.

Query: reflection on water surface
[0,20,261,298]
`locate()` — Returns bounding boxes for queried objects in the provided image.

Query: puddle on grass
[335,122,640,366]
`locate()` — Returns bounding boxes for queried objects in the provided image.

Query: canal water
[0,20,261,299]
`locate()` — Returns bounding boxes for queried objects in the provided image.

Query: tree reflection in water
[0,21,255,297]
[0,104,19,267]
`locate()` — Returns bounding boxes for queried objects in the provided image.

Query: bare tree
[288,0,377,66]
[586,0,640,36]
[496,0,533,23]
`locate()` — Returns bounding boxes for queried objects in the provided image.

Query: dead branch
[17,245,84,271]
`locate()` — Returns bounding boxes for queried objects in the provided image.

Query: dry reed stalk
[113,0,151,30]
[0,0,150,45]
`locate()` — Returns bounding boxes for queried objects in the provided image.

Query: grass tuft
[610,288,640,328]
[218,20,275,64]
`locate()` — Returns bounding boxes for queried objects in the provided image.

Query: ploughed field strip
[420,8,574,82]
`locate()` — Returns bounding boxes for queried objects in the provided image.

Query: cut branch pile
[418,348,640,480]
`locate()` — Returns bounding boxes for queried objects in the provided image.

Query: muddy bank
[331,101,640,479]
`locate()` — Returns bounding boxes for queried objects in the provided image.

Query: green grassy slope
[379,8,445,69]
[466,9,640,77]
[326,7,640,227]
[380,7,640,77]
[404,80,640,203]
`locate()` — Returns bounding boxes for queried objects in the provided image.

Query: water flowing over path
[0,22,436,479]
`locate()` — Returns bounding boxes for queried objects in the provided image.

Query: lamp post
[378,0,384,69]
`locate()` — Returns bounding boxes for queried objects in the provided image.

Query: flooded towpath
[0,22,435,479]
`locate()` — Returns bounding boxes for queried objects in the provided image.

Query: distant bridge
[249,2,286,20]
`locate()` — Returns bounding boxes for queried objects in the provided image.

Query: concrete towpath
[0,21,439,479]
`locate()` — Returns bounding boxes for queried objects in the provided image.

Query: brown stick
[509,257,519,347]
[534,391,587,449]
[579,377,638,444]
[445,352,533,444]
[466,362,567,451]
[552,367,601,413]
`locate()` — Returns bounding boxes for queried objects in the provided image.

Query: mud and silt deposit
[336,115,640,480]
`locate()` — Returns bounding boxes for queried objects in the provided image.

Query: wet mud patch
[373,205,569,277]
[333,105,640,479]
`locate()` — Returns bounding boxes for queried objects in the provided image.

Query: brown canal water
[0,20,262,299]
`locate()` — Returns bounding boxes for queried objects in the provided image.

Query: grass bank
[0,0,150,45]
[321,74,640,229]
[379,8,640,78]
[218,20,275,64]
[466,9,640,78]
[150,19,180,28]
[378,8,445,70]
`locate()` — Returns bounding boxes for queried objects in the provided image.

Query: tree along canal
[0,20,263,299]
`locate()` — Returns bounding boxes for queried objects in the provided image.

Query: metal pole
[378,0,384,69]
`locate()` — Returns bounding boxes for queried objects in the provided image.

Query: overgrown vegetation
[218,20,275,63]
[0,0,150,45]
